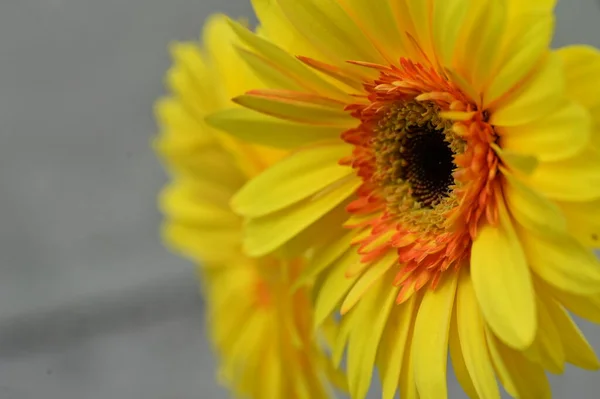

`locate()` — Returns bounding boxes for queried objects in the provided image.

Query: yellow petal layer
[206,108,343,149]
[486,329,551,399]
[231,143,352,217]
[456,270,500,399]
[242,177,360,256]
[276,0,385,66]
[503,173,566,234]
[233,90,355,126]
[559,200,600,247]
[413,273,458,399]
[520,229,600,295]
[490,53,563,127]
[521,147,600,202]
[484,11,553,106]
[471,192,536,349]
[378,296,417,399]
[499,99,591,162]
[557,45,600,114]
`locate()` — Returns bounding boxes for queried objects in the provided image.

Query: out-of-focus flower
[207,1,600,398]
[155,14,344,399]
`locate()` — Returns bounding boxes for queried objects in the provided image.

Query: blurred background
[0,0,599,398]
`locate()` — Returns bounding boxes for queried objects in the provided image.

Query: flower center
[373,100,459,209]
[340,58,500,303]
[400,127,454,207]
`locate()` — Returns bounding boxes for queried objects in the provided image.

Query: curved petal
[520,230,600,295]
[378,296,417,399]
[432,0,468,68]
[336,0,405,65]
[456,269,500,399]
[540,289,599,370]
[231,143,352,217]
[499,99,591,162]
[228,19,353,102]
[449,311,478,399]
[490,53,564,127]
[346,274,397,399]
[206,108,344,149]
[313,249,363,329]
[523,296,565,373]
[522,147,600,202]
[503,173,567,235]
[412,273,458,399]
[557,45,600,113]
[484,12,554,106]
[486,329,551,399]
[233,89,355,126]
[559,199,600,247]
[242,177,360,256]
[341,251,397,314]
[471,191,536,350]
[276,0,386,66]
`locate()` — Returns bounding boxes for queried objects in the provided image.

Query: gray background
[0,0,599,398]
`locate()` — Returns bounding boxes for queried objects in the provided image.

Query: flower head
[155,14,344,398]
[208,0,600,398]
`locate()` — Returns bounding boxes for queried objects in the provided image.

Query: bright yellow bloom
[154,15,344,399]
[207,0,600,398]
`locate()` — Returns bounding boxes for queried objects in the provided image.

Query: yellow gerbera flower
[154,14,344,399]
[207,0,600,398]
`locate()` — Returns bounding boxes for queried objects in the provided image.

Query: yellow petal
[161,223,240,265]
[549,287,600,324]
[523,296,565,374]
[432,0,468,68]
[231,143,352,217]
[503,173,567,235]
[540,289,600,370]
[559,200,600,247]
[336,0,405,65]
[227,18,352,102]
[449,309,479,399]
[412,273,458,399]
[484,12,554,106]
[340,251,397,314]
[159,184,239,227]
[250,0,324,62]
[347,274,397,399]
[493,145,538,175]
[203,14,262,97]
[276,0,386,66]
[233,89,355,126]
[486,329,551,399]
[234,47,308,92]
[520,229,600,295]
[557,45,600,113]
[522,147,600,202]
[455,0,506,99]
[388,0,423,63]
[456,269,500,399]
[313,249,363,329]
[295,230,355,288]
[499,99,591,162]
[242,177,360,256]
[206,108,343,149]
[378,296,417,399]
[399,324,419,399]
[471,191,536,349]
[490,53,564,127]
[404,0,435,63]
[332,304,359,366]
